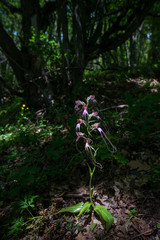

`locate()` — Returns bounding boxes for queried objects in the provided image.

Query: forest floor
[0,73,160,239]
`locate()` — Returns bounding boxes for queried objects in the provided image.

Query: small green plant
[19,195,38,218]
[8,217,24,238]
[125,208,138,232]
[56,95,116,232]
[154,222,160,231]
[7,195,41,239]
[0,96,23,127]
[17,103,31,125]
[20,104,29,117]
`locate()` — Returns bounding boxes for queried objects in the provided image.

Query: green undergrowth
[0,123,77,200]
[0,99,81,239]
[122,91,160,144]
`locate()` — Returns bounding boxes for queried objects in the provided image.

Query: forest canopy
[0,0,159,107]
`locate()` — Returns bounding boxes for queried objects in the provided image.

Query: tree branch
[40,1,57,31]
[88,0,157,60]
[88,0,105,46]
[0,21,24,80]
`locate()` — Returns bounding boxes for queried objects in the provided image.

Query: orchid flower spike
[76,118,84,131]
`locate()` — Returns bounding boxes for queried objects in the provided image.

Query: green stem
[27,207,34,218]
[23,216,42,226]
[125,216,133,232]
[88,165,96,208]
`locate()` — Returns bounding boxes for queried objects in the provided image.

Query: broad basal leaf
[56,202,84,214]
[94,205,114,232]
[76,202,91,219]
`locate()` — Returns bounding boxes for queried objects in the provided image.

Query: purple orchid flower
[76,118,84,131]
[76,132,85,142]
[92,123,117,153]
[92,122,107,137]
[92,122,101,130]
[90,112,101,119]
[89,95,96,102]
[84,138,94,153]
[75,100,83,110]
[82,105,88,118]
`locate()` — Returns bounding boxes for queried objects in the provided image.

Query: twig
[100,104,128,111]
[64,193,89,198]
[131,229,152,239]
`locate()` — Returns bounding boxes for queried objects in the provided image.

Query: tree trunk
[125,41,131,67]
[130,35,136,67]
[57,0,71,96]
[71,0,86,96]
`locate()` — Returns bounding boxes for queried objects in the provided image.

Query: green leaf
[30,204,35,208]
[88,165,95,177]
[76,202,91,219]
[90,223,96,231]
[56,202,84,214]
[94,205,114,232]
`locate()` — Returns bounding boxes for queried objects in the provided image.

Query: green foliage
[94,205,114,232]
[125,208,138,233]
[19,195,38,217]
[0,114,64,199]
[6,195,40,239]
[96,145,127,165]
[56,201,114,232]
[17,103,31,125]
[147,163,160,187]
[122,92,160,143]
[154,222,160,230]
[8,217,24,238]
[90,223,96,231]
[0,96,23,127]
[112,151,127,165]
[29,28,63,70]
[2,136,68,199]
[0,103,79,239]
[6,165,41,198]
[0,116,62,150]
[56,202,84,214]
[46,136,67,160]
[76,202,91,219]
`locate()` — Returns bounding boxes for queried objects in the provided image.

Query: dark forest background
[0,0,160,106]
[0,1,160,239]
